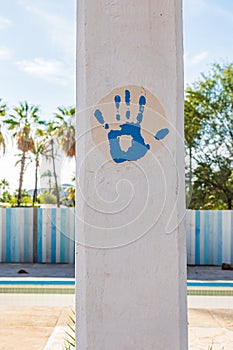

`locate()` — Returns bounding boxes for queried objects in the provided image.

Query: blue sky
[184,0,233,83]
[0,0,232,190]
[0,0,76,118]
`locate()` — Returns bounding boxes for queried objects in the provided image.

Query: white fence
[0,208,75,263]
[186,210,233,265]
[0,208,232,265]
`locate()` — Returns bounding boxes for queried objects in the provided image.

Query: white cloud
[184,51,211,84]
[0,46,12,60]
[185,51,209,66]
[0,16,12,30]
[16,57,72,86]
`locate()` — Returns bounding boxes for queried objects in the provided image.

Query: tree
[54,106,76,158]
[12,188,32,206]
[31,139,46,206]
[190,162,233,209]
[184,97,203,202]
[4,101,45,206]
[43,121,61,207]
[185,63,233,209]
[41,170,53,192]
[0,178,9,192]
[0,178,10,202]
[0,99,7,155]
[38,190,57,205]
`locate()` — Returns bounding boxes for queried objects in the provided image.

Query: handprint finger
[136,95,146,123]
[94,109,109,129]
[154,128,169,140]
[94,109,105,124]
[125,90,131,120]
[114,95,121,121]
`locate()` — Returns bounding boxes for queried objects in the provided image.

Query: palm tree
[0,99,7,155]
[31,139,46,206]
[43,121,60,207]
[54,106,76,158]
[4,101,44,206]
[41,169,53,192]
[0,178,9,196]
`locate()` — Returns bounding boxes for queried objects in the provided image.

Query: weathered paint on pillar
[76,0,187,349]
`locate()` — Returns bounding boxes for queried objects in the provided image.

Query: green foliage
[54,106,76,158]
[62,186,75,207]
[0,191,12,203]
[0,99,7,155]
[185,62,233,209]
[21,196,32,205]
[10,189,32,207]
[64,309,75,350]
[8,196,18,207]
[38,191,57,204]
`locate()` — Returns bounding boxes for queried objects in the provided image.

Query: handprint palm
[94,90,169,163]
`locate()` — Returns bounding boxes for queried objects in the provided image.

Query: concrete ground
[189,309,233,350]
[0,263,75,350]
[1,262,229,280]
[0,263,75,278]
[187,265,233,281]
[188,265,233,350]
[0,306,72,350]
[0,264,233,349]
[1,306,232,350]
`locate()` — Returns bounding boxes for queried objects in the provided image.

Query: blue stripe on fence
[12,209,20,262]
[204,211,209,265]
[217,211,222,265]
[73,242,76,265]
[231,213,233,264]
[60,208,66,263]
[38,209,42,263]
[73,215,75,264]
[6,209,11,262]
[51,209,56,263]
[24,209,29,262]
[208,211,213,264]
[195,210,200,264]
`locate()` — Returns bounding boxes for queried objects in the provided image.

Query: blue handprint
[94,90,169,163]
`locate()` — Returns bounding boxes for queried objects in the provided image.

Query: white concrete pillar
[76,0,187,349]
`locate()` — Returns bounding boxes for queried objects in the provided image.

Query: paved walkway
[188,265,233,349]
[0,264,75,349]
[189,309,233,350]
[1,306,232,350]
[0,306,72,350]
